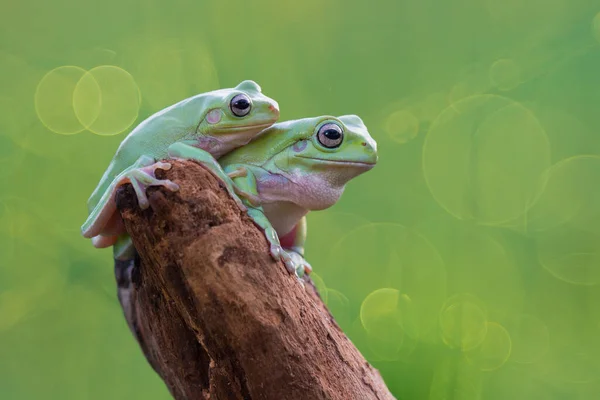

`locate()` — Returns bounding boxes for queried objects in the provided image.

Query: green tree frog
[170,114,378,276]
[114,115,377,340]
[80,80,280,260]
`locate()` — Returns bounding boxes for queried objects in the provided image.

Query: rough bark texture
[114,159,395,400]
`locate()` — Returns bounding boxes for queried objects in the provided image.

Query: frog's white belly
[256,170,345,235]
[263,202,308,237]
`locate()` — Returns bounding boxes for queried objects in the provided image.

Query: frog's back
[86,95,205,213]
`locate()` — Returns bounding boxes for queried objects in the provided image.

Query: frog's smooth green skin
[80,80,280,254]
[212,115,378,277]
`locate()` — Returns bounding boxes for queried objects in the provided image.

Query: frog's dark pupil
[234,99,250,109]
[324,129,341,140]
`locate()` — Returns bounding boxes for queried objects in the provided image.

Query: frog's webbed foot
[285,250,313,278]
[127,162,180,209]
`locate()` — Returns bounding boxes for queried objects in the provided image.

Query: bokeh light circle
[326,223,446,343]
[489,59,521,91]
[423,94,550,225]
[361,289,418,339]
[73,65,141,136]
[439,293,488,351]
[360,289,419,361]
[34,66,96,135]
[465,322,512,371]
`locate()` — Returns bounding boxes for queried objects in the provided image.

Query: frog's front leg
[227,166,262,207]
[81,155,179,239]
[224,165,302,278]
[167,142,256,211]
[246,208,297,274]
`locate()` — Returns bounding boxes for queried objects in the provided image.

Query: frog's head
[196,80,279,152]
[264,114,378,210]
[286,114,377,178]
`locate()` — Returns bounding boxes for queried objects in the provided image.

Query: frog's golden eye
[317,123,343,148]
[230,94,252,117]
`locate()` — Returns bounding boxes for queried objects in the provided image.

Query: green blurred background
[2,0,600,398]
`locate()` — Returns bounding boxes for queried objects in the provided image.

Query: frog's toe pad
[127,164,180,209]
[137,163,180,191]
[286,251,312,278]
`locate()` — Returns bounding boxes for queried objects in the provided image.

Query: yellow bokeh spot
[34,66,90,135]
[465,322,512,371]
[505,314,549,363]
[423,94,550,225]
[362,289,418,340]
[327,223,446,343]
[73,65,141,136]
[439,293,488,351]
[385,110,420,144]
[360,288,418,361]
[489,59,521,91]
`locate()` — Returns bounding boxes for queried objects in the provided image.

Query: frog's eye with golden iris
[230,94,252,117]
[317,123,344,148]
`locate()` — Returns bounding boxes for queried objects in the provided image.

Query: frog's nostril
[361,142,367,146]
[269,104,279,113]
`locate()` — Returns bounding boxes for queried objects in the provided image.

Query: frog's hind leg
[81,155,179,239]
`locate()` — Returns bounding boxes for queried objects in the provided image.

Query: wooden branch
[113,159,395,400]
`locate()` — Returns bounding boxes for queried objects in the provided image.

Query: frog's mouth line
[295,156,376,167]
[215,122,275,133]
[196,122,275,134]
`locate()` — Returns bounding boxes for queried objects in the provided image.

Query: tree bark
[113,159,395,400]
